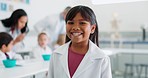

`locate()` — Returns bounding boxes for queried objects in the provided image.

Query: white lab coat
[30,45,52,60]
[0,21,25,51]
[0,50,23,65]
[48,40,112,78]
[34,14,66,48]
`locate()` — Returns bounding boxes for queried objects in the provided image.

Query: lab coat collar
[54,40,106,78]
[54,40,106,59]
[0,50,8,60]
[0,50,9,54]
[0,50,4,55]
[54,41,69,54]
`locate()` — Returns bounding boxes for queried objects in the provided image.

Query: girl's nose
[72,26,80,31]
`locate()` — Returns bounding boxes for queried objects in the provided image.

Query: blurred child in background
[30,32,52,60]
[0,32,23,65]
[34,6,71,49]
[29,32,52,78]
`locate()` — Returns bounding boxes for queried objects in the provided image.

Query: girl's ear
[91,24,96,34]
[2,44,7,50]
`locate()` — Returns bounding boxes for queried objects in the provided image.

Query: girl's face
[38,34,49,48]
[17,16,28,30]
[66,13,96,43]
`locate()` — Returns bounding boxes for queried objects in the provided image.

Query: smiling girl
[48,5,112,78]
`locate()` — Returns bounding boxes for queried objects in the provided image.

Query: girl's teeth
[73,33,81,36]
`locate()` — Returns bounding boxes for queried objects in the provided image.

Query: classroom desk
[0,59,49,78]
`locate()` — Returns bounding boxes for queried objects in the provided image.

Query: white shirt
[30,45,52,60]
[34,14,66,48]
[0,50,23,65]
[48,40,112,78]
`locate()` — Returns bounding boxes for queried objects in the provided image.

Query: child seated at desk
[0,32,23,65]
[30,32,52,60]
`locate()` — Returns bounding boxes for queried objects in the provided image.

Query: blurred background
[0,0,148,78]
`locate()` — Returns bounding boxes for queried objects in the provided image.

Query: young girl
[0,9,29,51]
[0,32,22,65]
[48,5,112,78]
[30,32,52,60]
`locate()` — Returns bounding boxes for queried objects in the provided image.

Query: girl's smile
[70,32,83,38]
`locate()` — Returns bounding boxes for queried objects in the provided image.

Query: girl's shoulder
[53,42,70,54]
[89,40,108,58]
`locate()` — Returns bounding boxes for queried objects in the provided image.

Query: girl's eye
[67,21,74,25]
[80,22,86,25]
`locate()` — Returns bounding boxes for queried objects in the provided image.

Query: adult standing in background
[34,6,71,49]
[0,9,29,51]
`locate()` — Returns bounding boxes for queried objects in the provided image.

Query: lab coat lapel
[72,40,105,78]
[56,42,71,78]
[60,51,70,78]
[54,40,105,78]
[72,51,94,78]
